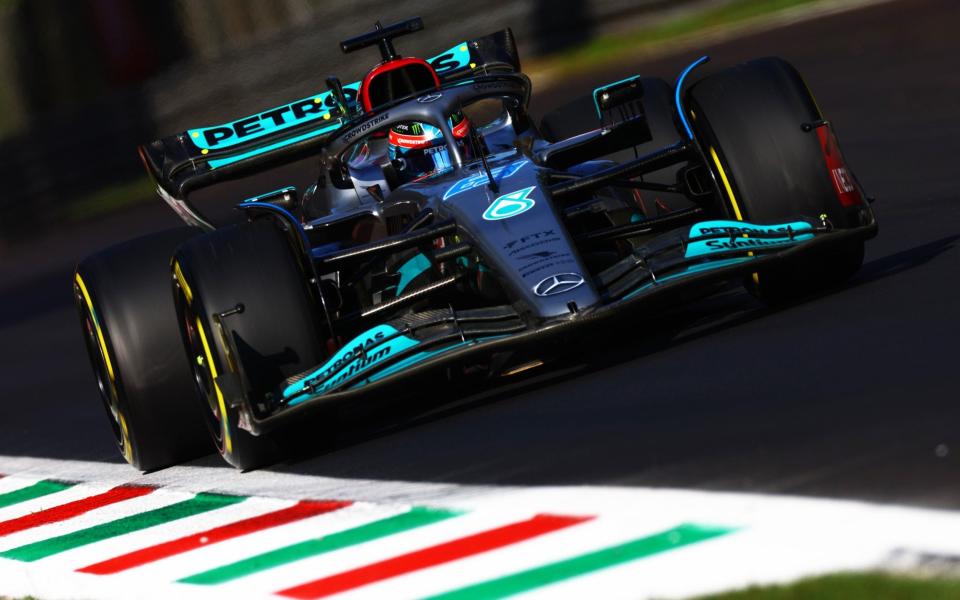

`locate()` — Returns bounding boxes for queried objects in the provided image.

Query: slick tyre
[687,57,865,303]
[74,227,212,472]
[172,218,327,470]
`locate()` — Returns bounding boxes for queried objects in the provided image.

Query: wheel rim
[173,275,227,453]
[74,278,133,463]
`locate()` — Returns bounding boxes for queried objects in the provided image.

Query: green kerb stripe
[426,523,735,600]
[0,492,244,562]
[180,506,461,585]
[0,480,73,509]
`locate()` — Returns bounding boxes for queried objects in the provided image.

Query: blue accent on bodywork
[684,220,814,258]
[442,158,528,200]
[592,75,641,118]
[674,55,710,140]
[284,324,419,404]
[482,186,537,221]
[396,253,432,295]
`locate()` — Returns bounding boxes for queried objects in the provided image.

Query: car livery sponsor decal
[284,324,418,403]
[428,41,472,75]
[482,186,537,221]
[189,82,362,151]
[340,112,391,143]
[533,273,585,297]
[503,229,560,255]
[442,159,528,200]
[187,42,472,152]
[815,123,866,207]
[684,220,814,258]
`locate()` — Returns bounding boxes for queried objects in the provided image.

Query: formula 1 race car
[75,18,876,471]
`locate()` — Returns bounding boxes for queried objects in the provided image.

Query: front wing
[217,216,876,435]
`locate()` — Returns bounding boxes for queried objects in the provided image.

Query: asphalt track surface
[1,0,958,509]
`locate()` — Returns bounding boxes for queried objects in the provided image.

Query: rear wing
[139,29,519,228]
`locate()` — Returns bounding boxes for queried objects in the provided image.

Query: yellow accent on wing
[709,146,743,221]
[195,316,233,454]
[75,273,116,382]
[173,261,193,304]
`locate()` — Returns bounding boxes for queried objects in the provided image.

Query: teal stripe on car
[396,253,432,295]
[208,123,342,169]
[284,324,419,404]
[684,220,814,259]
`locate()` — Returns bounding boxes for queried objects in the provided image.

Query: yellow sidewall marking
[75,273,116,382]
[195,316,233,454]
[709,146,743,221]
[118,412,134,463]
[709,147,761,284]
[75,272,135,464]
[173,261,193,304]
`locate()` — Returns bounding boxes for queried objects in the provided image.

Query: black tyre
[172,218,327,470]
[688,57,866,303]
[74,227,212,471]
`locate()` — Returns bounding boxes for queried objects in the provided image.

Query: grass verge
[55,176,156,222]
[529,0,858,80]
[694,572,960,599]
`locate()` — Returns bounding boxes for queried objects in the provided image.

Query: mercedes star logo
[533,273,585,297]
[417,92,443,103]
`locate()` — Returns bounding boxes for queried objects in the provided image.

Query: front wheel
[172,218,328,470]
[688,57,871,303]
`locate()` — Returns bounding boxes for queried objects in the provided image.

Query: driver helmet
[388,112,470,184]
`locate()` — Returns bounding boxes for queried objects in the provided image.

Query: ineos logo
[533,273,584,297]
[417,92,443,103]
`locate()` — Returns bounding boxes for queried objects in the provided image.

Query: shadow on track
[258,231,959,499]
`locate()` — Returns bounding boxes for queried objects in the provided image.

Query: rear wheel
[74,228,212,471]
[688,57,868,303]
[172,218,328,470]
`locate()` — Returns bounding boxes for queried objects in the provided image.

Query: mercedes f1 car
[75,18,877,470]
